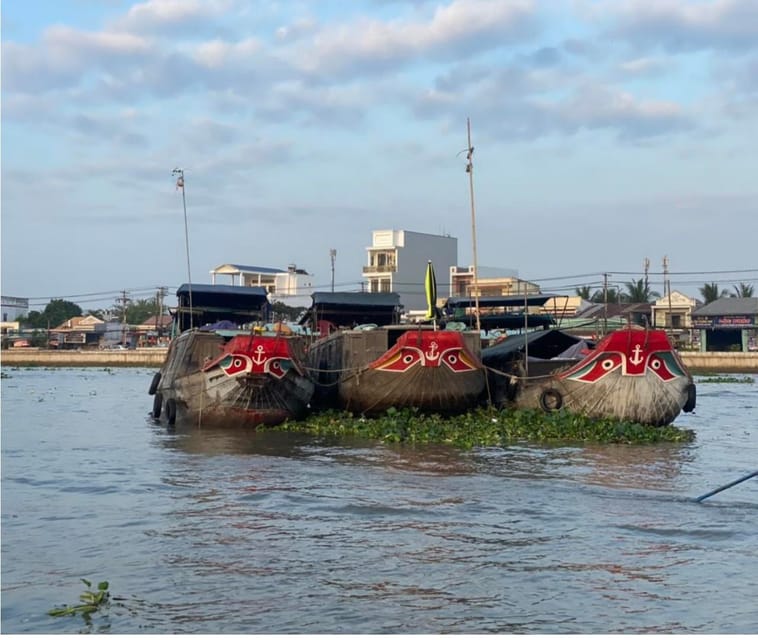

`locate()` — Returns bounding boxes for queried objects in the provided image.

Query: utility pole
[645,257,652,326]
[603,273,609,336]
[156,286,168,340]
[663,256,672,333]
[116,290,131,346]
[330,249,337,292]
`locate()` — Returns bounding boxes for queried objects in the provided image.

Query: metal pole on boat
[694,471,758,502]
[173,168,193,329]
[330,249,337,292]
[465,118,481,334]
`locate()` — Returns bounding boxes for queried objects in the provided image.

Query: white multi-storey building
[209,263,314,308]
[363,229,457,314]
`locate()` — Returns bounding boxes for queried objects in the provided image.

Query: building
[363,230,457,313]
[51,315,108,349]
[449,265,536,298]
[652,291,698,347]
[691,297,758,352]
[209,263,314,308]
[1,296,29,323]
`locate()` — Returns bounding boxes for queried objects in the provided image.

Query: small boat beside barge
[149,284,314,427]
[299,291,487,415]
[483,326,696,426]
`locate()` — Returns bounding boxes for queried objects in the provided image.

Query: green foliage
[698,375,754,384]
[621,278,660,303]
[124,298,160,325]
[590,288,619,304]
[20,299,83,329]
[271,301,307,321]
[732,282,755,298]
[48,578,110,624]
[575,286,593,301]
[273,407,695,449]
[699,282,725,304]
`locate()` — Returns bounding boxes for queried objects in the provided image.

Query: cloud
[603,0,758,52]
[111,0,238,34]
[284,0,538,77]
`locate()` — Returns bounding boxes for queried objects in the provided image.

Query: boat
[149,283,314,427]
[299,289,487,416]
[482,325,697,426]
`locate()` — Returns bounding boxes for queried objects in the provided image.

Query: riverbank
[2,347,757,373]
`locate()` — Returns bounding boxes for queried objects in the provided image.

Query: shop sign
[714,315,756,328]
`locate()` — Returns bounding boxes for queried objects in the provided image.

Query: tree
[124,298,160,325]
[732,282,755,298]
[699,282,725,304]
[590,288,619,304]
[621,278,660,303]
[19,299,83,329]
[575,286,593,301]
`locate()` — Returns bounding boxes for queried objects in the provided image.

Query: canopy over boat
[174,283,270,332]
[298,292,402,329]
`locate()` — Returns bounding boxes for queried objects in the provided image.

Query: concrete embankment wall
[678,352,758,374]
[1,348,169,368]
[2,348,757,373]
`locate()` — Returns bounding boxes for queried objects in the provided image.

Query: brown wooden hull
[503,328,696,426]
[151,330,314,427]
[306,326,486,416]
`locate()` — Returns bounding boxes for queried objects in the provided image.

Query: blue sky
[2,0,757,309]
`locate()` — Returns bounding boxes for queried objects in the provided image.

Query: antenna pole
[173,168,193,329]
[466,118,481,333]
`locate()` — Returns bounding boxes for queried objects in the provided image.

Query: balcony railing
[363,265,397,274]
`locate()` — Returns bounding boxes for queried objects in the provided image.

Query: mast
[173,167,193,329]
[465,118,481,333]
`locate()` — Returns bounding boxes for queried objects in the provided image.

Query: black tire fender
[152,392,163,418]
[683,383,696,413]
[148,372,161,395]
[165,398,177,426]
[539,388,563,412]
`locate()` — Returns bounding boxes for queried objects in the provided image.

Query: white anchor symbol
[252,345,267,365]
[629,344,644,366]
[425,341,440,362]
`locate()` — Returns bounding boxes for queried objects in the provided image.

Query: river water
[1,367,756,634]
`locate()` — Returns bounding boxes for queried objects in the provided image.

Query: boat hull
[307,326,486,415]
[486,328,695,426]
[151,330,314,428]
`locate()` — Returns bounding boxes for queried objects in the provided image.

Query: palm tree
[575,285,593,300]
[732,282,755,298]
[699,282,724,304]
[591,288,619,304]
[621,278,660,303]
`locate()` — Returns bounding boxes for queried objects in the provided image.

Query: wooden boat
[482,326,697,426]
[300,291,487,415]
[149,284,314,427]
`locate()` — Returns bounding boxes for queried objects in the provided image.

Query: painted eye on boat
[446,354,458,364]
[602,359,615,370]
[271,361,281,371]
[651,359,661,369]
[234,358,244,368]
[403,354,415,364]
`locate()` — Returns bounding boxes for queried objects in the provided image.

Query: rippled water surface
[2,367,756,633]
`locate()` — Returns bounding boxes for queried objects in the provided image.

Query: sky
[2,0,757,311]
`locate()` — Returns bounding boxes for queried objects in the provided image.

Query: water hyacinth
[274,407,695,450]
